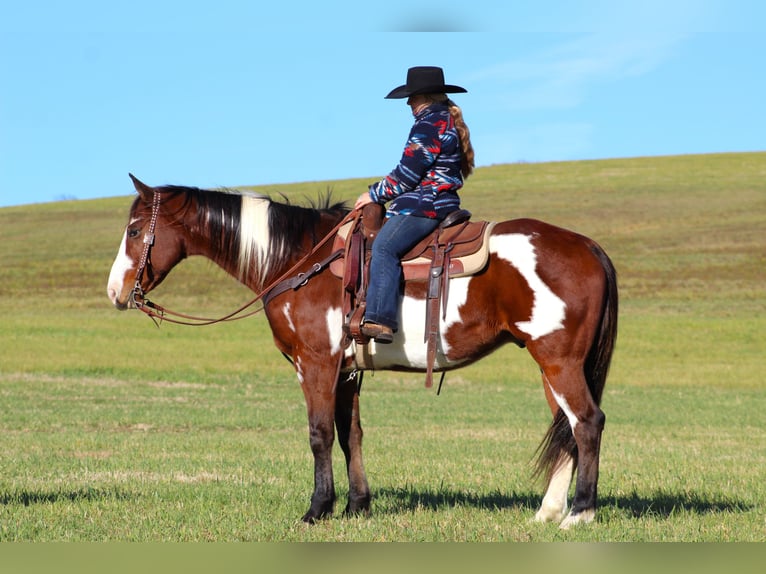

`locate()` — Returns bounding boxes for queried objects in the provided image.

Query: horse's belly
[349,277,472,371]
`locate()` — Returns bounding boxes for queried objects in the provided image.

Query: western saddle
[330,204,495,388]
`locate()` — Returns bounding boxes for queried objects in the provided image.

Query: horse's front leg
[298,355,339,523]
[335,372,371,516]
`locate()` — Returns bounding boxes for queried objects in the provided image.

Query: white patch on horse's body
[282,302,296,333]
[238,195,274,287]
[490,233,566,340]
[362,277,472,370]
[107,229,132,305]
[326,306,345,356]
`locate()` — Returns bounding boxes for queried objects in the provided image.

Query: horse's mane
[139,184,349,288]
[150,184,348,216]
[264,191,349,246]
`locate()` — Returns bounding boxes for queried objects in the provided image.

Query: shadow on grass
[375,485,536,515]
[0,487,133,506]
[601,489,753,518]
[375,485,752,518]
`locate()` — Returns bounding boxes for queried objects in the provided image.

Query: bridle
[128,190,359,327]
[130,189,161,309]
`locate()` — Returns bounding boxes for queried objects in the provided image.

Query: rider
[354,66,475,343]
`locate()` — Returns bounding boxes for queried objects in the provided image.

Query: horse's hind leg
[542,363,605,529]
[335,373,371,516]
[535,374,575,523]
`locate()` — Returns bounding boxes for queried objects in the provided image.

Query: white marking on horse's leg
[282,302,295,333]
[544,382,598,529]
[559,507,595,529]
[534,455,574,523]
[490,234,566,340]
[548,386,579,432]
[107,230,133,305]
[326,306,344,355]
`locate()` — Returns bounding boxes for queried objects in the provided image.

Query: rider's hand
[354,192,374,210]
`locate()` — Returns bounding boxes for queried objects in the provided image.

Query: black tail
[534,243,618,484]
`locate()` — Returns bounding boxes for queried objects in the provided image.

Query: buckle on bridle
[131,281,146,308]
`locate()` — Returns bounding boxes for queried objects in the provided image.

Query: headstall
[128,191,358,327]
[130,190,161,308]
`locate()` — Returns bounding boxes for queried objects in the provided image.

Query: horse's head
[107,174,187,310]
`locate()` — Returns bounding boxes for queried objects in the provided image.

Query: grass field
[0,152,764,541]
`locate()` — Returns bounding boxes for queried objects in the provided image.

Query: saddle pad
[403,221,495,280]
[330,220,496,281]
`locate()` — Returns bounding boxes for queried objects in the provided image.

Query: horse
[107,174,618,529]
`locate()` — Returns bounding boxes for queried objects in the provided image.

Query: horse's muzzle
[107,287,132,311]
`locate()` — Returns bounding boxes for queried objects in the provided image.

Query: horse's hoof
[301,510,330,524]
[343,503,371,518]
[301,513,317,524]
[533,506,566,524]
[301,508,332,524]
[559,508,595,529]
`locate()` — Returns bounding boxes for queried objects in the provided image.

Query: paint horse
[107,175,618,529]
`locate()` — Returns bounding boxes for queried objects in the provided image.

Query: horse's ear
[129,173,154,200]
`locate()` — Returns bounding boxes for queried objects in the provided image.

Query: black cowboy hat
[385,66,467,99]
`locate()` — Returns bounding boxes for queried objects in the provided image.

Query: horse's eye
[127,228,140,239]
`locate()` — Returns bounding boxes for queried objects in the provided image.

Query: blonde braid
[421,94,475,180]
[446,98,475,179]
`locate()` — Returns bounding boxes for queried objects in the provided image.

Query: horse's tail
[584,244,618,406]
[534,243,618,483]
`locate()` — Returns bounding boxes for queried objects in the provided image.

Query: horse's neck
[183,218,286,294]
[188,203,344,294]
[182,219,261,290]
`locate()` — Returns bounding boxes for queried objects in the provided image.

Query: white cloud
[467,32,687,112]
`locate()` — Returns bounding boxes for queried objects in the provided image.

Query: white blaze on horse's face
[491,233,566,340]
[107,224,137,309]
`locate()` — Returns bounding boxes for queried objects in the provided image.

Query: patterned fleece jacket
[368,102,463,219]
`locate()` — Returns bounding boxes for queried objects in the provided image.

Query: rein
[130,192,361,327]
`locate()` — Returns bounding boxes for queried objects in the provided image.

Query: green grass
[0,152,764,541]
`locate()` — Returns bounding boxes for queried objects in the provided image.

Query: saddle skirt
[329,218,495,281]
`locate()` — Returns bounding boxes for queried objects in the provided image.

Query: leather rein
[130,191,360,327]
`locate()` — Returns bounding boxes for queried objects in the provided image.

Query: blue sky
[1,0,763,207]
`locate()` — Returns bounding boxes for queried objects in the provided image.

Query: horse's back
[490,217,610,279]
[494,217,601,245]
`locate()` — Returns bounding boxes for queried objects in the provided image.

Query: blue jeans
[365,214,441,331]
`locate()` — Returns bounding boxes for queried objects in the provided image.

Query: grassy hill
[0,152,764,541]
[1,152,762,384]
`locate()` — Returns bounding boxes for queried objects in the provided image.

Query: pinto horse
[107,175,618,529]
